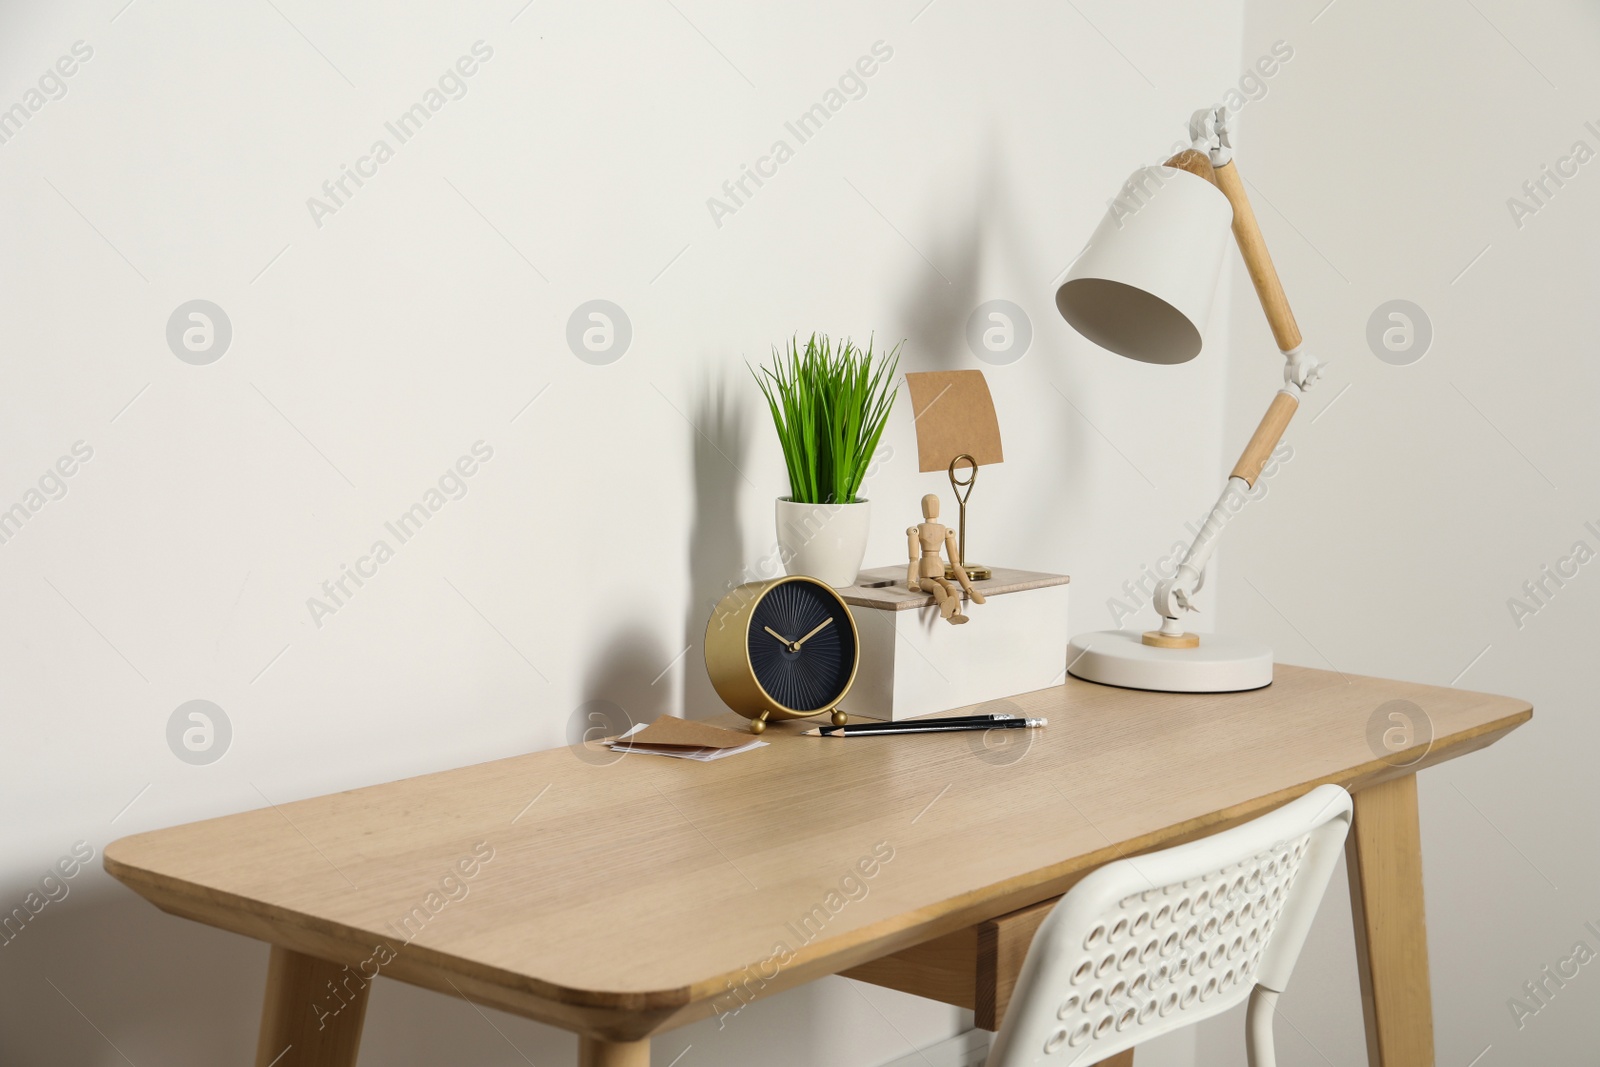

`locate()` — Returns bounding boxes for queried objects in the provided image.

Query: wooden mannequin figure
[906,493,987,624]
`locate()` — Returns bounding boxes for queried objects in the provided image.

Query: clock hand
[789,617,834,651]
[762,625,796,650]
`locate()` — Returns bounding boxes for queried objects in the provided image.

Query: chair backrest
[984,784,1353,1067]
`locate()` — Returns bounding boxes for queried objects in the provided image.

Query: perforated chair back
[984,784,1352,1067]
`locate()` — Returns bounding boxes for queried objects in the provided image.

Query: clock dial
[747,579,856,712]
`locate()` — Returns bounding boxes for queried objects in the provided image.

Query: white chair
[984,784,1353,1067]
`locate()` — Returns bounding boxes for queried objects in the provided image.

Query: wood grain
[578,1037,650,1067]
[977,897,1057,1030]
[1211,160,1302,353]
[104,666,1528,1043]
[839,566,1068,612]
[841,926,977,1008]
[1230,390,1300,486]
[254,946,368,1067]
[1347,773,1435,1066]
[1162,148,1215,182]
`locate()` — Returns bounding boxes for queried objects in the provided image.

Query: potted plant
[752,333,900,587]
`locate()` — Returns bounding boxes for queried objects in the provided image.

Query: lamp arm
[1151,383,1305,621]
[1151,116,1324,626]
[1211,157,1302,354]
[1181,109,1326,389]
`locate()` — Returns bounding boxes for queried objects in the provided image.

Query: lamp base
[1067,629,1272,693]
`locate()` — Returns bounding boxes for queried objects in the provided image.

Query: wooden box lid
[836,566,1069,612]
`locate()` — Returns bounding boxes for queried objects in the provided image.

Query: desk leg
[1347,773,1434,1067]
[578,1037,650,1066]
[254,945,369,1067]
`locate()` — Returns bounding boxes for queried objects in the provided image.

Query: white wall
[1191,0,1600,1063]
[0,2,1249,1064]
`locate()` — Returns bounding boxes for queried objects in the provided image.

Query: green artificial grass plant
[751,333,901,505]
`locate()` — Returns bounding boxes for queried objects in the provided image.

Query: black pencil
[802,713,1023,735]
[804,717,1046,737]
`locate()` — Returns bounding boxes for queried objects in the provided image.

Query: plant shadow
[682,366,753,721]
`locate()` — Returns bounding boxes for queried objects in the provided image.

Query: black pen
[804,717,1046,737]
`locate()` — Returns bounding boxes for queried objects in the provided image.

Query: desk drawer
[975,897,1056,1030]
[842,896,1058,1031]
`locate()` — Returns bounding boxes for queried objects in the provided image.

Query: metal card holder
[942,453,991,581]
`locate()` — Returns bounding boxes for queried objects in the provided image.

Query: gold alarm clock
[705,576,860,734]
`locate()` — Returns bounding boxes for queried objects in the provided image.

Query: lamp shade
[1055,165,1234,365]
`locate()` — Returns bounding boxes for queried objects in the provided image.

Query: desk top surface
[104,665,1529,1033]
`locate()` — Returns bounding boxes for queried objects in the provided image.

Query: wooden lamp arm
[1210,158,1302,354]
[1148,118,1323,627]
[1231,390,1298,487]
[1163,136,1319,489]
[1164,141,1304,354]
[1210,152,1308,486]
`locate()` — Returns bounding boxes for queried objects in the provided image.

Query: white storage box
[837,566,1070,721]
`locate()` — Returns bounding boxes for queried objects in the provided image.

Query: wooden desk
[104,665,1529,1067]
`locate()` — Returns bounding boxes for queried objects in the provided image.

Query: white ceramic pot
[775,498,871,588]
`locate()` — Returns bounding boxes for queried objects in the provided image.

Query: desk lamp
[1056,108,1324,692]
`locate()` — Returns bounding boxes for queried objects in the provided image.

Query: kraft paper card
[625,716,754,749]
[903,370,1004,473]
[606,718,768,761]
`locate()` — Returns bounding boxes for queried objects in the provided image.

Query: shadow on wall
[0,882,265,1065]
[889,140,1101,559]
[1,791,880,1067]
[682,366,750,721]
[890,133,1046,373]
[0,876,927,1066]
[891,173,981,375]
[578,624,672,738]
[0,880,581,1066]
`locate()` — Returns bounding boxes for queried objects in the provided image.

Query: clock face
[746,579,857,712]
